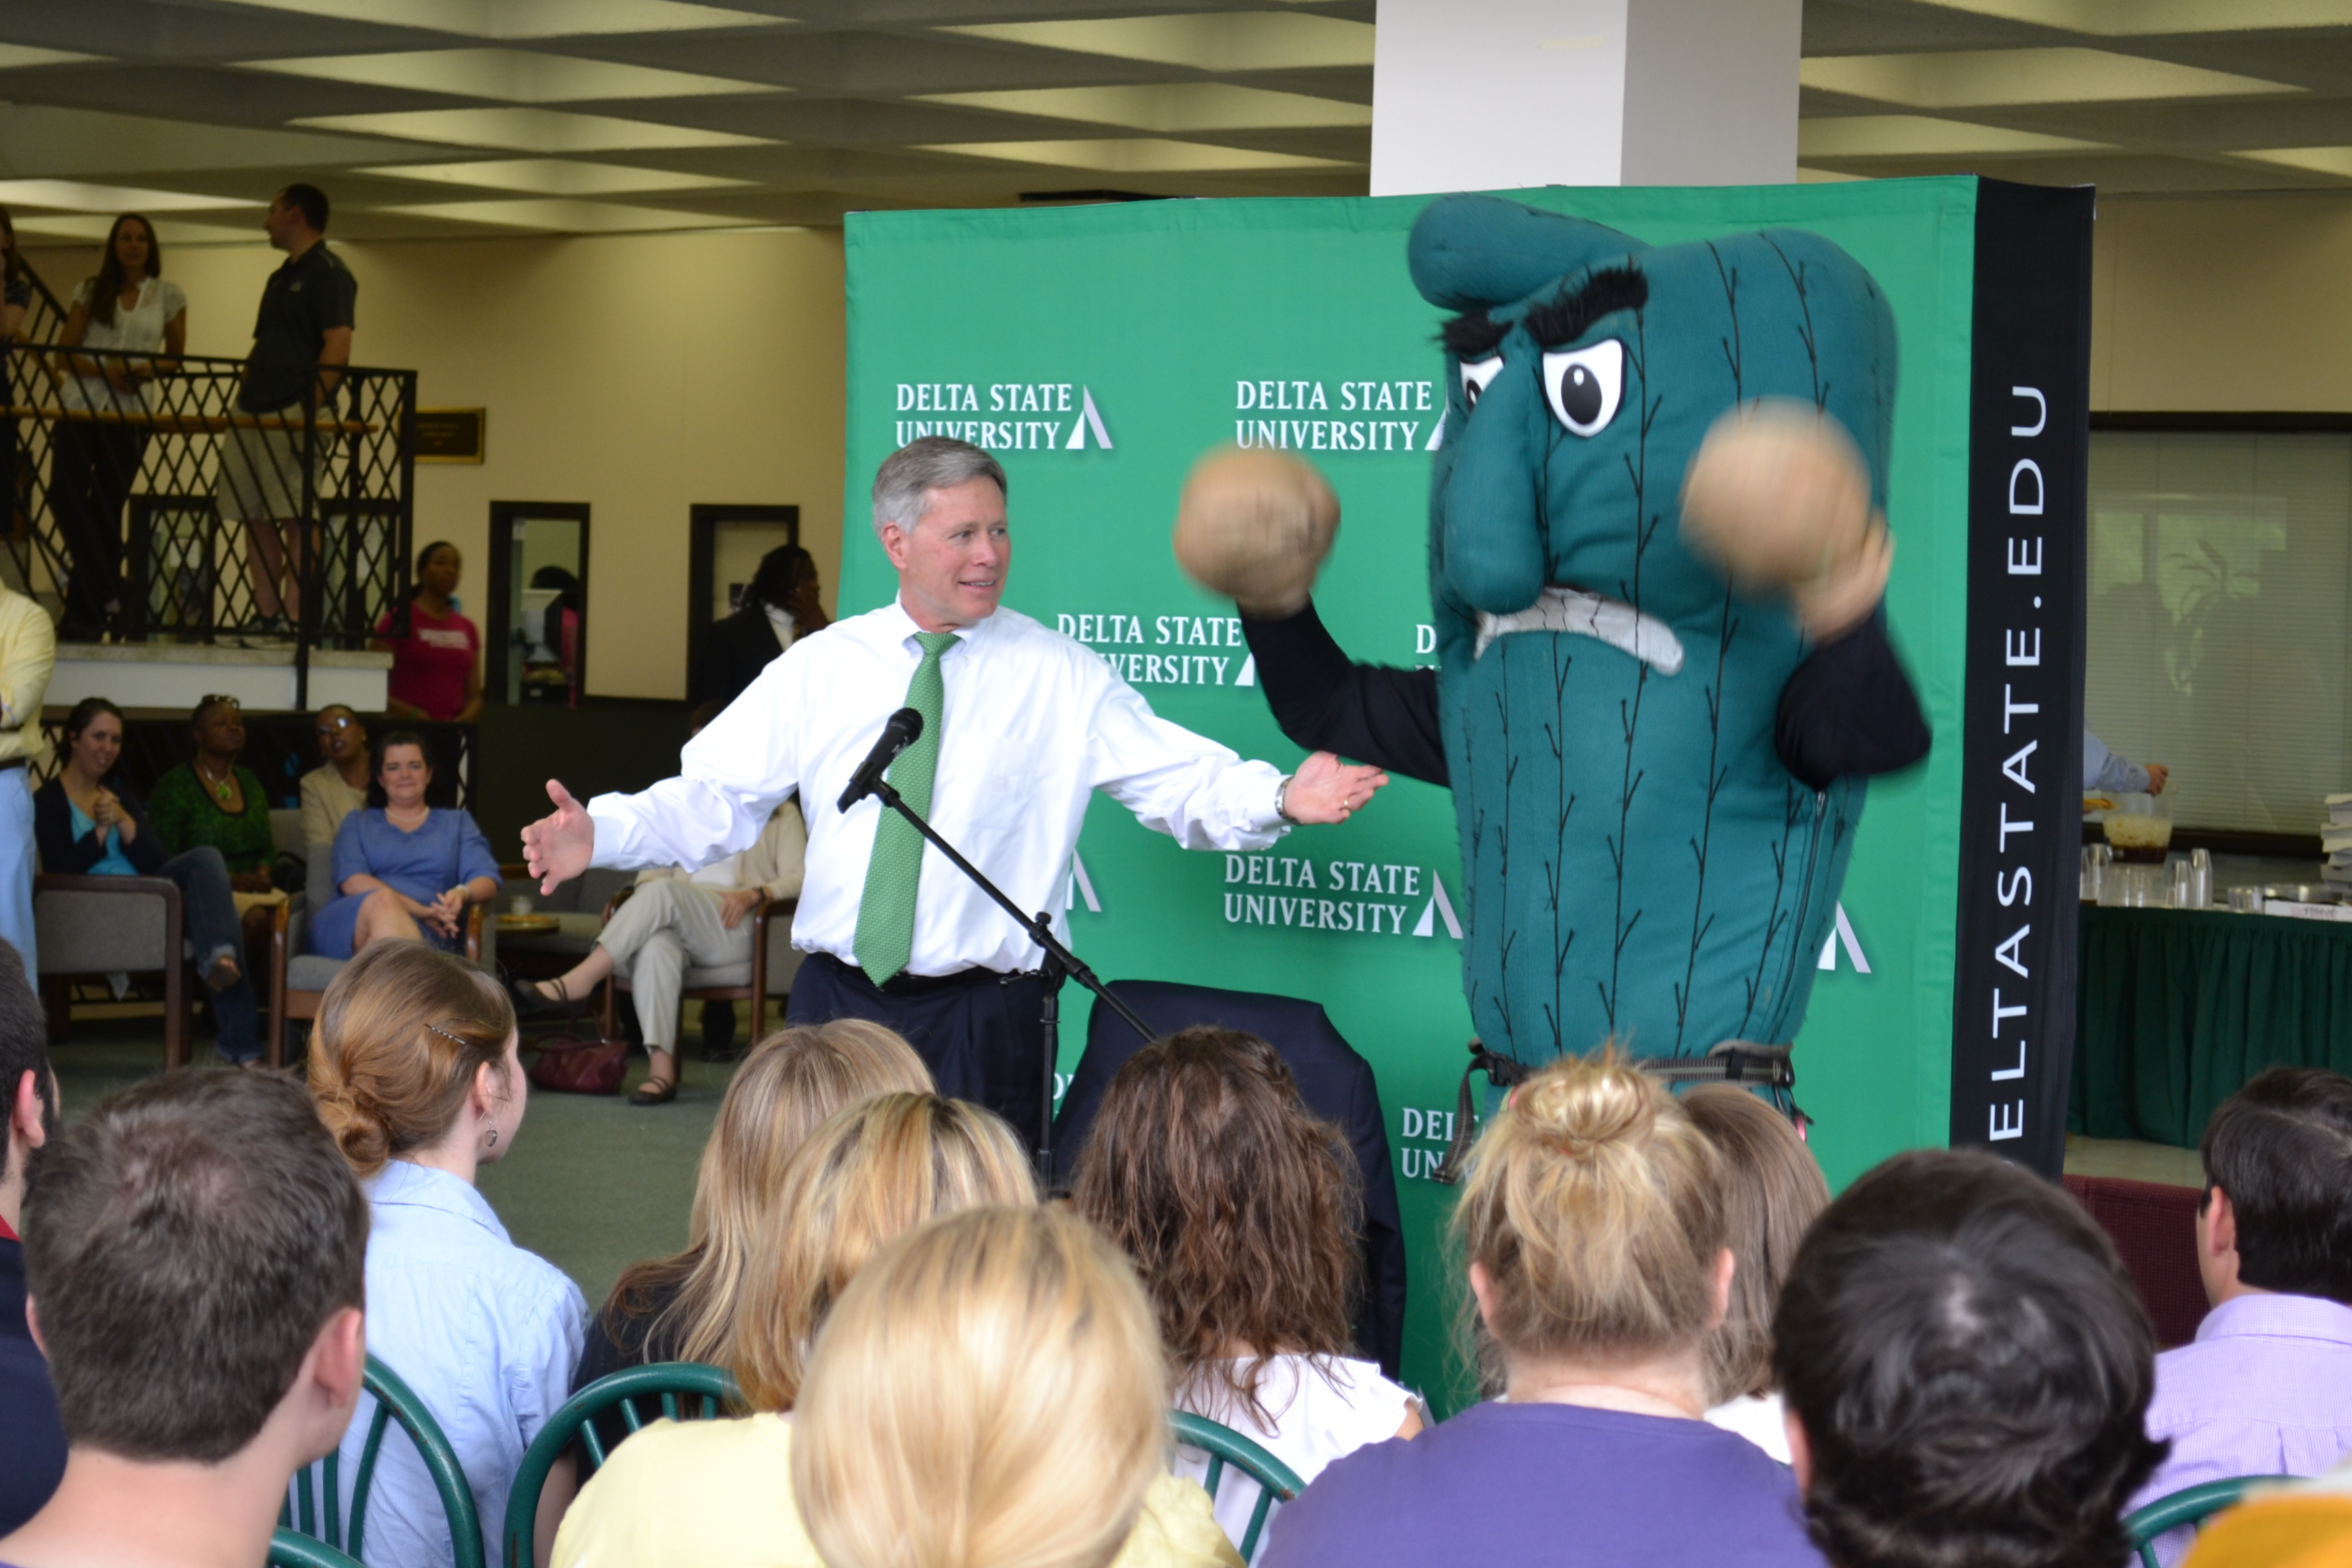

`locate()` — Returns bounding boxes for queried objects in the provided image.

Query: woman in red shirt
[376,539,483,723]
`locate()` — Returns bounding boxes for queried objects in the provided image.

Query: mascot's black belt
[1430,1039,1798,1186]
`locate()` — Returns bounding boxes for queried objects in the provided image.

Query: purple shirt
[1258,1399,1823,1568]
[2130,1293,2352,1561]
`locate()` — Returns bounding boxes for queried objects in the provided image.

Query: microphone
[838,708,924,812]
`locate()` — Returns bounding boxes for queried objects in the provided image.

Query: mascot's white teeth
[1475,587,1686,675]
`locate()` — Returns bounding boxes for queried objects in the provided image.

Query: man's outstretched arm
[1240,602,1448,787]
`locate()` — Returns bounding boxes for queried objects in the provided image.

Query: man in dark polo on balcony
[215,182,355,638]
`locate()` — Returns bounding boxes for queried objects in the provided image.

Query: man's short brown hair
[23,1070,367,1461]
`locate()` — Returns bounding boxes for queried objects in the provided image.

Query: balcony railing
[2,316,417,708]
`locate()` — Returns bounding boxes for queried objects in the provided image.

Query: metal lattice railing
[2,278,416,706]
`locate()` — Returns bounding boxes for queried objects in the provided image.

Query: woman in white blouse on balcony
[52,212,186,642]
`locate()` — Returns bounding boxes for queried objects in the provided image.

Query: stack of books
[2328,795,2352,892]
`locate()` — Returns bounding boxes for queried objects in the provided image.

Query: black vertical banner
[1951,180,2093,1177]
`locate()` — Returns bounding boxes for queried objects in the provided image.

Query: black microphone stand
[867,777,1154,1184]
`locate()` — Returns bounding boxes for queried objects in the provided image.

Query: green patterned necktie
[855,630,960,986]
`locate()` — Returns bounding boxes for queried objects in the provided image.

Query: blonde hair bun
[1171,446,1339,618]
[1513,1056,1658,1160]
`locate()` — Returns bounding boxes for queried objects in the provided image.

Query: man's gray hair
[870,437,1009,538]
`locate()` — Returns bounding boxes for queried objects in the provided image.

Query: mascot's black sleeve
[1244,600,1931,793]
[1241,603,1449,786]
[1776,610,1931,789]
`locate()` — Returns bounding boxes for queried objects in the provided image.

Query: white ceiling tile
[939,14,1375,72]
[915,137,1357,172]
[211,0,786,40]
[351,157,751,193]
[919,84,1371,133]
[1803,47,2304,106]
[242,48,778,102]
[290,106,777,151]
[374,195,757,229]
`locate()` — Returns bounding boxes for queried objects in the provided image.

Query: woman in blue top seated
[314,731,500,959]
[31,696,261,1064]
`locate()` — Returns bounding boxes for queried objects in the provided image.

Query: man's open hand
[521,781,593,895]
[1281,751,1391,826]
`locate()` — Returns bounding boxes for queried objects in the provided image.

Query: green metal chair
[282,1355,485,1568]
[1171,1411,1308,1561]
[269,1528,367,1568]
[2124,1475,2291,1567]
[504,1360,738,1568]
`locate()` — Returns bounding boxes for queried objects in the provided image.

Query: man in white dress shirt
[523,438,1386,1142]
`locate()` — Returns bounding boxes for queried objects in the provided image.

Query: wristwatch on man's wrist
[1275,774,1301,825]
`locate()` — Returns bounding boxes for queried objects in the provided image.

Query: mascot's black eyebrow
[1522,265,1648,348]
[1439,311,1509,361]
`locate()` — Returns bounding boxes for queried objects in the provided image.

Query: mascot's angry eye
[1541,340,1622,437]
[1460,356,1503,411]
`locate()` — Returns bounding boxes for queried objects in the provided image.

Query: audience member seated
[550,1092,1044,1568]
[314,731,500,959]
[376,541,484,723]
[1774,1149,2164,1568]
[2129,1067,2352,1557]
[1261,1051,1818,1568]
[309,941,587,1568]
[511,799,807,1107]
[1684,1084,1829,1465]
[1075,1026,1418,1558]
[0,940,63,1535]
[692,543,830,716]
[795,1206,1243,1568]
[33,697,262,1065]
[301,704,371,846]
[0,1070,367,1568]
[147,696,281,949]
[574,1020,929,1394]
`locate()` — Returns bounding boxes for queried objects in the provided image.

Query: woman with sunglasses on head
[312,732,499,960]
[52,212,185,642]
[299,704,370,847]
[148,696,282,954]
[31,697,262,1066]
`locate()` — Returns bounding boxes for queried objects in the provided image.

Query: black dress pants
[786,953,1049,1154]
[49,423,147,636]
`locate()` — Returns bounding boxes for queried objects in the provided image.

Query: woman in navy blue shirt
[32,698,261,1064]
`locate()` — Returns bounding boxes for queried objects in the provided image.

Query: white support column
[1370,0,1802,197]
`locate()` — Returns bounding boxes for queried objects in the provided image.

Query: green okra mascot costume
[1177,193,1931,1075]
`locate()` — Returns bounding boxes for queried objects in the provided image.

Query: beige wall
[2092,191,2352,413]
[28,225,847,700]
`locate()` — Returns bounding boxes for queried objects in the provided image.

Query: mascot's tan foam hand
[1173,446,1339,618]
[1678,399,1891,642]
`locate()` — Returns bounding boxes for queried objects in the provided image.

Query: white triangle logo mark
[1064,387,1114,451]
[1413,874,1465,940]
[1235,655,1256,687]
[1815,902,1871,973]
[1425,408,1448,451]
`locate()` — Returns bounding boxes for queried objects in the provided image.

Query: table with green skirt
[2072,904,2352,1149]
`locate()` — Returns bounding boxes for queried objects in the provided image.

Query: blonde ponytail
[1451,1047,1725,1365]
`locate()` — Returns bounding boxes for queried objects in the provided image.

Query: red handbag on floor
[525,1032,630,1095]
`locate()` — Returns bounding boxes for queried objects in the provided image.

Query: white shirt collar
[884,592,992,652]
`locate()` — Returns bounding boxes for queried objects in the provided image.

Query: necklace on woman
[195,758,234,804]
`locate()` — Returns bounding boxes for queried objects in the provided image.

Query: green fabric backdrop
[841,180,1982,1406]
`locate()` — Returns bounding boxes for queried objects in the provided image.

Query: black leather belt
[815,951,1010,998]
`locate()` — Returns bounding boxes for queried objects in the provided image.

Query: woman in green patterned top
[148,695,278,887]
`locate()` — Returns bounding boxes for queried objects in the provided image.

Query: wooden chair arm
[35,872,182,902]
[464,902,486,963]
[600,882,640,924]
[749,897,798,1009]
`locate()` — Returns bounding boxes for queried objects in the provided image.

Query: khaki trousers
[598,879,752,1051]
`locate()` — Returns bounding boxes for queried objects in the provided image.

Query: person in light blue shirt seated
[312,730,500,959]
[306,941,587,1568]
[31,696,261,1064]
[2085,729,2168,797]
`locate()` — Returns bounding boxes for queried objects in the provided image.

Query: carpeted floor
[50,1013,735,1312]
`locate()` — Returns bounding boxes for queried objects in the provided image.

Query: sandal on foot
[628,1075,677,1107]
[508,973,588,1019]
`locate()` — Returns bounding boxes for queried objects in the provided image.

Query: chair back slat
[269,1527,368,1568]
[282,1356,484,1568]
[2125,1475,2291,1566]
[504,1362,740,1568]
[1169,1412,1308,1563]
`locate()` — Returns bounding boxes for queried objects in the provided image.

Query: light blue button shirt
[327,1160,585,1568]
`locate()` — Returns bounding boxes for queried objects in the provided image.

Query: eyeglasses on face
[316,715,357,735]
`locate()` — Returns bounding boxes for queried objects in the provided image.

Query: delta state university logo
[893,380,1113,452]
